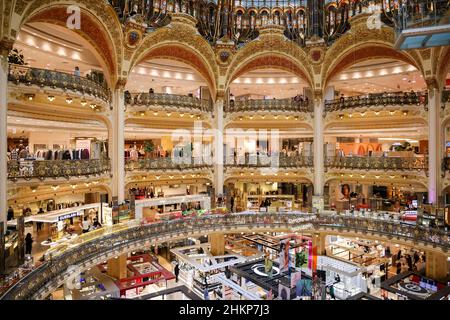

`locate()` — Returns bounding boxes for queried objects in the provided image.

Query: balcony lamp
[25,93,35,101]
[153,111,158,116]
[80,100,87,106]
[66,97,73,104]
[47,95,55,102]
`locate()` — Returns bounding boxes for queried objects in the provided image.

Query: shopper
[174,263,180,283]
[25,233,33,255]
[396,261,402,275]
[74,66,80,77]
[80,216,91,233]
[92,218,102,230]
[7,206,14,221]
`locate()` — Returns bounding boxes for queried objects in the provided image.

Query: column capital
[114,77,128,91]
[0,38,14,58]
[313,89,324,102]
[425,77,440,91]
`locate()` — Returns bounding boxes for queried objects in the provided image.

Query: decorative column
[312,87,333,212]
[0,39,13,231]
[213,98,224,197]
[107,254,128,280]
[425,251,448,281]
[110,82,126,203]
[209,233,225,256]
[312,232,327,256]
[427,82,442,205]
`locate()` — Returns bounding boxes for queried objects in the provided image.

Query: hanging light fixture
[47,95,55,102]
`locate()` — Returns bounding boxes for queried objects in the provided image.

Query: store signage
[58,211,83,221]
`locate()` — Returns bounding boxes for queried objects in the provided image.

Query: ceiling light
[274,115,278,119]
[348,113,353,118]
[339,114,344,119]
[156,176,160,180]
[285,115,290,120]
[25,93,35,101]
[166,112,172,117]
[239,116,243,121]
[71,184,76,189]
[140,111,145,116]
[153,111,158,116]
[196,115,201,120]
[47,95,55,102]
[402,110,408,116]
[375,111,380,115]
[261,115,266,119]
[90,103,97,110]
[66,97,73,104]
[80,100,87,106]
[190,114,194,118]
[389,110,395,116]
[51,185,59,191]
[180,113,184,117]
[360,112,366,117]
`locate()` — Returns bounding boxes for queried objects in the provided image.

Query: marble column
[0,41,12,231]
[425,251,448,281]
[427,84,442,205]
[213,99,224,196]
[313,94,324,197]
[209,233,225,256]
[107,254,128,280]
[110,88,125,203]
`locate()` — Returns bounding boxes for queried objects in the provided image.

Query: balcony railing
[8,64,110,102]
[226,98,313,113]
[125,157,212,171]
[125,92,212,113]
[225,154,313,168]
[324,92,427,113]
[1,212,448,300]
[7,159,111,181]
[325,156,428,171]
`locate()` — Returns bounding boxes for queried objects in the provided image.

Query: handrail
[8,64,110,102]
[325,156,428,171]
[7,159,111,181]
[324,91,427,112]
[224,154,313,168]
[125,157,212,171]
[125,92,212,113]
[226,97,313,113]
[1,212,448,300]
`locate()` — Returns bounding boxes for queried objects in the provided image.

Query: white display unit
[134,195,211,220]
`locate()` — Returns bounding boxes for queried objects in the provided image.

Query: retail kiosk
[134,195,211,221]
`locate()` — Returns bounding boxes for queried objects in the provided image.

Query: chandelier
[108,0,448,47]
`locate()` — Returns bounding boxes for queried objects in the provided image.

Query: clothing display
[34,148,90,160]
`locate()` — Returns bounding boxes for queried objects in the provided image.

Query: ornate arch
[435,46,450,88]
[322,17,423,88]
[8,0,123,86]
[127,22,218,98]
[225,35,314,89]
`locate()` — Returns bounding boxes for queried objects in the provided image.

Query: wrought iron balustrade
[225,154,313,168]
[8,64,110,102]
[324,92,427,112]
[1,212,448,300]
[7,159,111,181]
[125,157,212,171]
[226,97,313,113]
[125,92,212,113]
[325,156,428,171]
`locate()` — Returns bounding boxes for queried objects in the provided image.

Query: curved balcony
[125,157,212,172]
[8,64,110,103]
[1,212,448,300]
[325,156,428,172]
[125,92,212,113]
[225,154,313,168]
[7,159,111,181]
[226,98,313,114]
[324,92,427,113]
